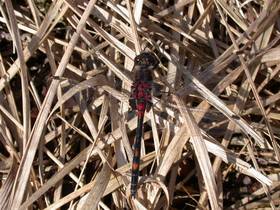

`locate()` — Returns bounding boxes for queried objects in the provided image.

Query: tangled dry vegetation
[0,0,280,209]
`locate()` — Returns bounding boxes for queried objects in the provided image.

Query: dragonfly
[129,52,160,198]
[122,52,227,197]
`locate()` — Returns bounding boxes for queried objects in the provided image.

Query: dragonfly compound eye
[134,52,159,70]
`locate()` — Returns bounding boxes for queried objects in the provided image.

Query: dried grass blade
[215,0,280,160]
[0,104,23,131]
[257,65,280,93]
[79,29,133,85]
[20,114,145,209]
[155,0,194,18]
[49,75,107,118]
[149,126,186,205]
[81,157,111,210]
[19,145,96,209]
[196,0,219,57]
[0,54,22,150]
[188,0,214,35]
[156,127,186,177]
[0,156,17,210]
[184,70,265,147]
[134,0,144,24]
[105,1,130,23]
[148,108,160,165]
[77,96,99,140]
[92,5,133,41]
[126,0,141,53]
[66,0,136,58]
[10,1,98,208]
[5,0,31,147]
[0,0,66,92]
[215,0,247,31]
[204,138,272,186]
[70,116,109,210]
[261,47,280,63]
[43,147,82,187]
[174,96,220,210]
[188,4,280,91]
[41,152,155,210]
[119,118,133,162]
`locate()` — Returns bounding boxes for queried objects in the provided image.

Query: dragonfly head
[134,52,159,70]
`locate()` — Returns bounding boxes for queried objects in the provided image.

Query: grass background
[0,0,279,209]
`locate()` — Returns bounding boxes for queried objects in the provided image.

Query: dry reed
[0,0,279,209]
